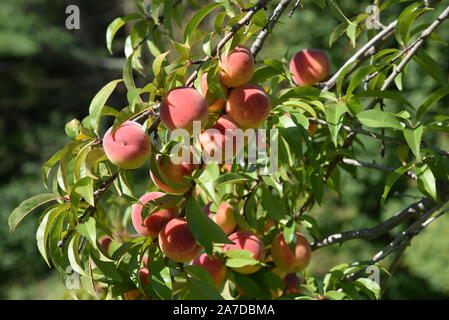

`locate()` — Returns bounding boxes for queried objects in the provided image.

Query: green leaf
[354,90,413,109]
[224,249,261,268]
[413,50,447,85]
[106,14,142,54]
[90,248,122,282]
[77,217,98,250]
[87,79,123,133]
[36,205,67,266]
[184,265,215,287]
[184,2,222,42]
[395,3,431,46]
[404,125,423,161]
[357,110,403,130]
[381,164,414,206]
[152,50,170,78]
[185,197,232,255]
[72,177,95,206]
[68,235,88,277]
[416,164,437,200]
[417,86,449,120]
[326,0,356,26]
[9,193,60,232]
[354,278,381,300]
[325,102,347,147]
[186,277,224,300]
[215,173,254,185]
[42,150,63,188]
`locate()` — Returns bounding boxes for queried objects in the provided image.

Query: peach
[103,121,151,169]
[289,49,330,87]
[190,253,227,288]
[99,236,112,252]
[219,46,255,88]
[158,218,201,262]
[283,273,303,294]
[271,232,311,273]
[203,202,237,235]
[225,84,271,130]
[308,122,318,136]
[150,154,199,194]
[200,115,243,162]
[223,231,265,274]
[200,73,228,112]
[131,192,179,237]
[123,268,150,300]
[160,87,209,134]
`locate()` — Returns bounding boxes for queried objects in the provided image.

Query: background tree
[3,0,449,299]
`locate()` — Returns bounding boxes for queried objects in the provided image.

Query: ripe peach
[131,192,179,238]
[223,232,265,274]
[289,49,330,87]
[99,236,112,252]
[150,154,199,194]
[225,84,271,130]
[271,232,312,273]
[158,218,201,262]
[200,115,243,161]
[219,46,255,88]
[103,121,151,169]
[308,122,318,136]
[200,73,228,112]
[203,202,237,235]
[190,253,227,288]
[283,273,303,294]
[160,87,209,134]
[123,268,150,300]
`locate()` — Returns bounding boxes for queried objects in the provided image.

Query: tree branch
[341,157,417,180]
[251,0,293,57]
[311,197,433,250]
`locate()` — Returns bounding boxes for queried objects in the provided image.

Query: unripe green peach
[271,232,311,273]
[289,49,330,87]
[103,121,151,169]
[131,192,179,238]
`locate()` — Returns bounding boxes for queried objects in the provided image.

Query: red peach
[150,154,199,194]
[271,232,311,273]
[200,115,243,162]
[190,253,227,288]
[160,87,209,134]
[219,46,255,88]
[103,121,151,169]
[200,73,229,112]
[158,218,201,262]
[225,84,271,130]
[123,268,150,300]
[283,273,303,294]
[203,202,237,235]
[131,192,179,238]
[99,236,112,252]
[289,49,330,87]
[223,232,265,274]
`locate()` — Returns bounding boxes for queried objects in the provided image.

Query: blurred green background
[1,0,448,299]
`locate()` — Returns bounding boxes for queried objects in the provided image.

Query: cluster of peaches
[99,46,330,299]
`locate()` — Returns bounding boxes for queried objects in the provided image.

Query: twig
[288,0,302,18]
[311,197,432,250]
[185,0,271,87]
[322,20,398,92]
[251,0,293,57]
[366,5,449,110]
[341,158,417,180]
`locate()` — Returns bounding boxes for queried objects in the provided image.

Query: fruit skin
[223,231,265,274]
[200,115,243,162]
[103,121,151,169]
[271,232,312,273]
[131,192,179,237]
[190,253,227,288]
[150,155,199,194]
[202,202,237,235]
[99,236,112,252]
[160,87,209,134]
[123,268,150,300]
[158,218,201,262]
[283,273,303,294]
[219,46,255,88]
[225,84,271,130]
[200,73,229,112]
[289,49,330,87]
